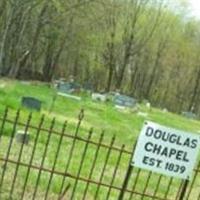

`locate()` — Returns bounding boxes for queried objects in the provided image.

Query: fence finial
[78,109,84,121]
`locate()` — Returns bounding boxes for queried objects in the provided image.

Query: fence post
[118,164,133,200]
[118,140,137,200]
[178,179,189,200]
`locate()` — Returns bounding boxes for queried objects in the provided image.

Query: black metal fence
[0,108,199,200]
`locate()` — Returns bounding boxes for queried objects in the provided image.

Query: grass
[0,79,200,148]
[0,78,199,199]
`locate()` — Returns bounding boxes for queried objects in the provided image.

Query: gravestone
[182,111,197,120]
[91,93,107,102]
[106,92,119,102]
[57,82,81,94]
[114,95,136,108]
[15,130,30,144]
[21,97,42,111]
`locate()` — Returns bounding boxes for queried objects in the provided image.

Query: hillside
[0,79,200,200]
[0,79,199,150]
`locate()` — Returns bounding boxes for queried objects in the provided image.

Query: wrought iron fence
[0,108,199,200]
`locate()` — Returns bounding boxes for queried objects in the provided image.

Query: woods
[0,0,200,114]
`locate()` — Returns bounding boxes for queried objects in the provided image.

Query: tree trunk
[188,67,200,111]
[0,6,15,74]
[16,0,49,75]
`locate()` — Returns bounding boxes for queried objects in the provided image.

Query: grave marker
[21,97,42,111]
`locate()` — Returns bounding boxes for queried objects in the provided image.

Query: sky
[188,0,200,18]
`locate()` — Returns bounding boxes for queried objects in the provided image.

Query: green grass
[0,79,200,148]
[0,78,199,199]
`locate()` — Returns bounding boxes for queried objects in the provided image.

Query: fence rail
[0,108,199,200]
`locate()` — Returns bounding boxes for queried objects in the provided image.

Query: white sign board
[132,121,200,180]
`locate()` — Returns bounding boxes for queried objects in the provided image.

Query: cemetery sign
[132,121,200,180]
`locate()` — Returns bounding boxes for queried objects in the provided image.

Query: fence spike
[78,109,84,121]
